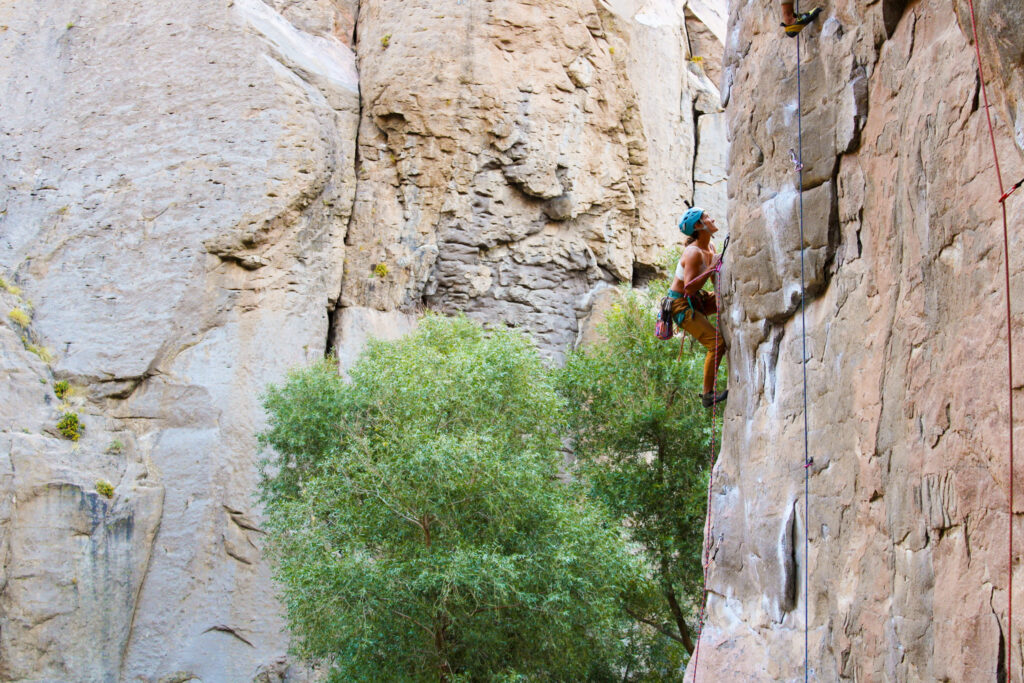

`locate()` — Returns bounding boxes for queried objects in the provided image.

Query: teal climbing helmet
[679,207,705,236]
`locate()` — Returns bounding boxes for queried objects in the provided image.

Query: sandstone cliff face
[691,0,1024,679]
[0,0,724,679]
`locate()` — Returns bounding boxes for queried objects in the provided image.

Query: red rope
[689,252,726,681]
[964,1,1015,679]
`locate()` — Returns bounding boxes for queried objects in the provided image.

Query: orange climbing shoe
[782,7,822,36]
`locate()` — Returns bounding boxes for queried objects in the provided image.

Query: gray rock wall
[690,0,1024,679]
[1,0,358,678]
[0,0,725,679]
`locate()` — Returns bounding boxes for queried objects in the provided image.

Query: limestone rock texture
[0,0,724,680]
[690,0,1024,680]
[342,0,715,355]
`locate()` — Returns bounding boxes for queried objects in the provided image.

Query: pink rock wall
[691,0,1024,679]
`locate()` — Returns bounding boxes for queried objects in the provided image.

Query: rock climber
[781,2,822,36]
[669,207,728,408]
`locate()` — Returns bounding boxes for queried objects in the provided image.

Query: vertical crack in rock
[329,2,362,354]
[118,504,164,682]
[780,500,799,616]
[325,302,339,357]
[995,604,1007,682]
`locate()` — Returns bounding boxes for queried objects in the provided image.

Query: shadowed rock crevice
[204,624,255,648]
[996,612,1007,682]
[882,0,912,39]
[780,501,799,615]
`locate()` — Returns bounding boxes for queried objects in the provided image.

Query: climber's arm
[682,249,721,296]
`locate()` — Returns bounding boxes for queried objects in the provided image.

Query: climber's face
[700,215,719,235]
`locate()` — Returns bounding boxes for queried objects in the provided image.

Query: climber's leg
[781,3,822,37]
[675,304,728,404]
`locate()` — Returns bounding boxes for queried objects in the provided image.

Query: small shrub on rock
[95,480,114,498]
[8,308,30,327]
[57,412,82,441]
[25,341,54,363]
[54,380,70,400]
[0,277,21,296]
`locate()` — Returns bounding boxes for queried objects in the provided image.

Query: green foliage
[8,308,30,327]
[95,480,114,498]
[560,281,723,669]
[57,412,82,441]
[106,439,125,455]
[259,315,643,681]
[380,33,391,48]
[54,380,70,400]
[373,262,389,278]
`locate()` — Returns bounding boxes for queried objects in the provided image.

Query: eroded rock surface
[1,0,357,678]
[690,0,1024,679]
[342,0,719,356]
[0,0,726,679]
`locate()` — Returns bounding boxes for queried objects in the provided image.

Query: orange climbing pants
[670,296,727,393]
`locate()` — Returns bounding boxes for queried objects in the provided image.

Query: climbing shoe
[782,7,822,37]
[700,390,728,408]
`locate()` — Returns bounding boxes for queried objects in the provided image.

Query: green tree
[560,281,723,673]
[259,315,644,682]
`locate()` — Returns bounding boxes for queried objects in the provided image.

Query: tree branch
[658,555,695,653]
[469,603,520,616]
[390,609,434,637]
[623,606,687,645]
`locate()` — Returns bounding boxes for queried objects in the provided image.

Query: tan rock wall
[340,0,722,356]
[691,0,1024,679]
[342,0,645,355]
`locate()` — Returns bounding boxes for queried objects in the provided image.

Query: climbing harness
[964,1,1016,679]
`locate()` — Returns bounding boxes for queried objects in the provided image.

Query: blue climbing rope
[795,16,811,683]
